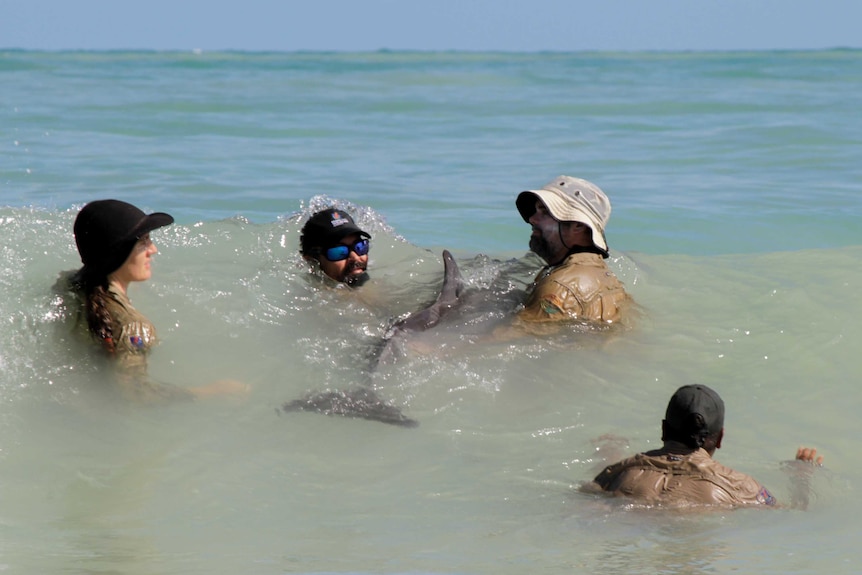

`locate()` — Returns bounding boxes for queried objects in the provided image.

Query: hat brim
[315,224,371,245]
[81,212,174,277]
[128,212,174,239]
[517,190,608,253]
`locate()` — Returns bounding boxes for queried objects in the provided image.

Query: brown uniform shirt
[590,444,776,507]
[103,284,156,377]
[101,285,194,403]
[516,252,630,327]
[56,272,194,404]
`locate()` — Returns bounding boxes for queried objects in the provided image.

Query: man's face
[527,201,566,263]
[316,233,370,285]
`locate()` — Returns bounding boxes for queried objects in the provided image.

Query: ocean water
[1,49,861,574]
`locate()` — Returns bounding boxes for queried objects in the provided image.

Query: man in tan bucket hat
[513,175,631,328]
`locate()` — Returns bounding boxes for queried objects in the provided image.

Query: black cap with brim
[663,384,725,447]
[74,199,174,278]
[300,208,370,254]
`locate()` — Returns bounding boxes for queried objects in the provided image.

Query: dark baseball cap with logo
[663,384,725,448]
[300,208,370,255]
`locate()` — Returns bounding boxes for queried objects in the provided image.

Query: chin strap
[548,223,607,267]
[557,221,571,251]
[556,221,609,262]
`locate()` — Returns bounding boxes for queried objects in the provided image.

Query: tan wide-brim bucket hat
[516,175,611,254]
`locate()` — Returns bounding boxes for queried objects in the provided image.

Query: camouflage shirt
[100,285,194,403]
[56,271,194,404]
[589,444,776,507]
[516,252,630,326]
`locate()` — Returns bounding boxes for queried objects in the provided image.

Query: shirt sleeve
[707,462,777,506]
[109,309,194,403]
[517,262,628,325]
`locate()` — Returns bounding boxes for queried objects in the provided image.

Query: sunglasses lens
[324,245,350,261]
[323,239,370,261]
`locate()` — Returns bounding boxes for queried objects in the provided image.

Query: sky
[1,0,861,52]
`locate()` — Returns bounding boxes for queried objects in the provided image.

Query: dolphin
[281,250,465,427]
[373,249,465,366]
[393,249,465,331]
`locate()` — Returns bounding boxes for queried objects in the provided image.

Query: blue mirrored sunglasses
[323,238,370,262]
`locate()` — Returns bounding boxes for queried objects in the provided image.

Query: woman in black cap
[61,199,247,403]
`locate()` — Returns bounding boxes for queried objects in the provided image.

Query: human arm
[113,361,249,403]
[111,320,248,402]
[783,446,824,511]
[187,379,250,399]
[500,257,630,339]
[575,434,633,495]
[482,279,578,342]
[64,283,246,403]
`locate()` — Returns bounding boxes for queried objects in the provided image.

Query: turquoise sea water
[1,50,861,573]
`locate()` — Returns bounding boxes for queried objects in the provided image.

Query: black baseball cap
[663,384,725,448]
[74,199,174,277]
[300,208,370,255]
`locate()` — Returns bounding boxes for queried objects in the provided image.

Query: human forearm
[782,446,824,510]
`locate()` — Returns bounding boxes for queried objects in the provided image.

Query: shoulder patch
[757,486,776,506]
[539,294,564,315]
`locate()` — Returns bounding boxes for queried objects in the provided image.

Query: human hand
[795,446,824,466]
[785,446,824,510]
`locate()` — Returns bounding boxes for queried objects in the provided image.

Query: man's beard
[344,271,369,286]
[529,234,554,263]
[342,261,369,286]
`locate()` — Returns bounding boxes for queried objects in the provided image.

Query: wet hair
[71,269,117,354]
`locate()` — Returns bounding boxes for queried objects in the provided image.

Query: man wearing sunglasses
[300,208,371,287]
[292,207,422,427]
[513,175,632,329]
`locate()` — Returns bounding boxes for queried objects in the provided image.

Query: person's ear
[715,428,724,450]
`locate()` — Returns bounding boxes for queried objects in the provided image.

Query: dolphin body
[373,249,465,367]
[281,250,465,428]
[394,249,465,331]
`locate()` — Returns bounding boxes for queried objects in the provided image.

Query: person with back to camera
[585,384,824,508]
[56,199,249,403]
[511,175,632,332]
[299,208,371,287]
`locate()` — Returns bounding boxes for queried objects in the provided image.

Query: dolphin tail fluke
[281,387,419,428]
